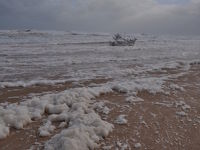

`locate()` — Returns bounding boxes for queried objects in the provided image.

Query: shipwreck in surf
[110,34,137,46]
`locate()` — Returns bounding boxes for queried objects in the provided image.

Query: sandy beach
[0,30,200,150]
[1,64,200,150]
[1,0,200,148]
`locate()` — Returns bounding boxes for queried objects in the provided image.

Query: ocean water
[0,30,200,88]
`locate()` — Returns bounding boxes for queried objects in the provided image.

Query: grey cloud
[0,0,199,35]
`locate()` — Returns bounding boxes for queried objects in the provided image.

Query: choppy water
[0,30,200,88]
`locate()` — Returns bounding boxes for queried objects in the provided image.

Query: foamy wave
[0,79,68,88]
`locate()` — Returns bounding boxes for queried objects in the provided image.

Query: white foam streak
[0,79,67,88]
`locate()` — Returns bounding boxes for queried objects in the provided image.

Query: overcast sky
[0,0,200,35]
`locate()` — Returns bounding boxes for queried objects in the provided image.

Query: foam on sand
[114,115,128,125]
[0,86,113,149]
[111,77,166,94]
[126,96,144,103]
[0,79,67,88]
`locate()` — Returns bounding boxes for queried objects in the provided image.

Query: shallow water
[0,30,200,87]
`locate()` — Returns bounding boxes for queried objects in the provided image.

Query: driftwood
[110,33,137,46]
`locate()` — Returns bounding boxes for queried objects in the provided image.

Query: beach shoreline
[0,65,200,150]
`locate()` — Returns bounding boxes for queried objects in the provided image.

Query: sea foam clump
[45,112,113,150]
[114,115,127,125]
[0,86,114,150]
[111,77,166,94]
[0,120,9,139]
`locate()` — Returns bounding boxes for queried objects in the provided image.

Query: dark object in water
[25,29,31,32]
[110,33,137,46]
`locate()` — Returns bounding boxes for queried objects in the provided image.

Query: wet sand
[0,66,200,150]
[0,78,111,103]
[98,65,200,150]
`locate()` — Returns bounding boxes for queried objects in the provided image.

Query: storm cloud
[0,0,200,35]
